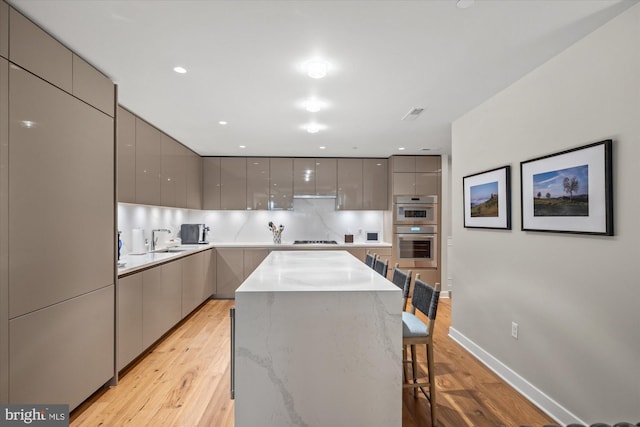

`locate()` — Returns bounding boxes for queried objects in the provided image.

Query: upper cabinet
[117,107,136,203]
[247,158,269,210]
[0,2,8,59]
[71,55,114,117]
[186,150,202,210]
[337,158,363,210]
[363,158,388,210]
[269,158,293,210]
[293,158,336,197]
[221,157,247,210]
[160,134,182,208]
[203,157,221,210]
[9,8,72,92]
[391,155,440,196]
[134,118,162,206]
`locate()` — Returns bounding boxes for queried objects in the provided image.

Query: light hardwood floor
[71,298,557,426]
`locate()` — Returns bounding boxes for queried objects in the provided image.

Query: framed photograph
[463,166,511,229]
[520,140,613,235]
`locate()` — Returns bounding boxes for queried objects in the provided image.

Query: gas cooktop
[293,240,338,244]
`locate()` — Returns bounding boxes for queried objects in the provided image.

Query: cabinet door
[71,54,114,117]
[216,248,244,298]
[293,158,315,196]
[221,157,247,210]
[117,273,143,371]
[415,172,440,196]
[9,286,114,411]
[9,8,72,92]
[392,173,416,196]
[0,59,6,404]
[244,249,269,279]
[186,151,202,209]
[337,158,363,210]
[247,158,269,210]
[182,252,208,317]
[174,143,189,209]
[270,158,293,210]
[203,157,221,210]
[204,248,216,296]
[0,2,7,59]
[415,156,440,173]
[9,66,114,318]
[117,106,136,203]
[392,155,415,173]
[135,119,162,206]
[315,158,337,196]
[142,263,182,348]
[160,134,179,207]
[363,158,388,210]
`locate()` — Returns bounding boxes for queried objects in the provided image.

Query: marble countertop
[117,241,391,277]
[236,250,399,293]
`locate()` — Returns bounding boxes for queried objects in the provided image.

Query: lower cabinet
[244,248,269,278]
[117,249,216,371]
[216,248,244,298]
[9,286,114,410]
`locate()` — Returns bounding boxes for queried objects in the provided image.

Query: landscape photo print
[520,140,612,235]
[463,165,511,229]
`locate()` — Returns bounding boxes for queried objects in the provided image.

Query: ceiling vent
[401,107,425,121]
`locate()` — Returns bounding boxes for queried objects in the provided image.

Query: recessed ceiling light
[239,145,246,149]
[303,98,325,113]
[398,147,406,151]
[319,146,326,150]
[173,66,187,74]
[303,123,325,134]
[304,60,329,79]
[456,0,475,9]
[219,121,228,125]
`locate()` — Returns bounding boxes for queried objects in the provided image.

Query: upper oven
[393,195,438,225]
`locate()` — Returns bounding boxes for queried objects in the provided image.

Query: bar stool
[364,250,377,269]
[390,263,412,311]
[373,257,388,277]
[402,278,441,426]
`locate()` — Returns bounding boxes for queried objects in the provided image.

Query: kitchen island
[234,250,402,427]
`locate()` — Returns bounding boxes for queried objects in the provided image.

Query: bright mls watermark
[1,405,68,426]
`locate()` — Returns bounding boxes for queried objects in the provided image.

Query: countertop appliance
[180,224,210,244]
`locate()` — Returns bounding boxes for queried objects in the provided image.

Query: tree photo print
[532,164,589,216]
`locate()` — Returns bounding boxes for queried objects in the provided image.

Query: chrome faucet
[151,229,171,251]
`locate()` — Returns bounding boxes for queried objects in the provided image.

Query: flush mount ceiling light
[303,97,326,113]
[304,60,329,79]
[456,0,475,9]
[173,66,187,74]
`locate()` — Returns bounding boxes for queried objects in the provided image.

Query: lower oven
[394,225,438,268]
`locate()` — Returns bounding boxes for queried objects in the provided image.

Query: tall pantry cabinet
[0,3,116,410]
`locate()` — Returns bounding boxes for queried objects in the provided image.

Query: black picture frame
[463,165,511,230]
[520,139,613,235]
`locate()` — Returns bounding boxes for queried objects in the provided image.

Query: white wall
[451,4,639,424]
[118,199,384,254]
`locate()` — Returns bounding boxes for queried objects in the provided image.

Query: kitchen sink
[153,248,187,253]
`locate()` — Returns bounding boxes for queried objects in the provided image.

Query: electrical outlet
[511,322,519,339]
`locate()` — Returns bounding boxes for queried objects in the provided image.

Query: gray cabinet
[71,54,114,117]
[117,273,143,371]
[221,157,247,210]
[270,158,293,210]
[135,118,162,206]
[392,156,441,196]
[161,134,180,208]
[244,249,269,279]
[293,158,336,197]
[0,2,7,59]
[9,7,72,92]
[363,158,388,210]
[9,286,114,410]
[337,158,363,210]
[8,66,114,318]
[0,57,7,404]
[182,252,209,317]
[117,106,136,203]
[216,248,244,298]
[186,151,202,210]
[204,248,216,296]
[142,262,182,348]
[203,157,222,210]
[247,158,269,210]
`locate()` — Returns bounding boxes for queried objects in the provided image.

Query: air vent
[401,107,425,121]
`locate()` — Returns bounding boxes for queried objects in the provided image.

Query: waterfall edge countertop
[234,250,402,426]
[117,241,391,277]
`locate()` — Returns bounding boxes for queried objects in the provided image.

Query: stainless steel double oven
[393,196,438,268]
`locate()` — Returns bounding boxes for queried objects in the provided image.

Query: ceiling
[7,0,637,158]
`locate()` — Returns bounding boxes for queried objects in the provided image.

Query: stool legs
[426,342,437,426]
[403,341,437,425]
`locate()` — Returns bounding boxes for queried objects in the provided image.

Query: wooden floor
[71,298,557,427]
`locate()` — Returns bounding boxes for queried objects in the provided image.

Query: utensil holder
[273,232,281,244]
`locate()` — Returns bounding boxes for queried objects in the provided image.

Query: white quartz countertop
[236,250,399,293]
[117,241,391,277]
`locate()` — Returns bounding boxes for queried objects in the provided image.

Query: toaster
[180,224,210,244]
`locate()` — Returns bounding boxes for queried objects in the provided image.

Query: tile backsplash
[118,199,384,254]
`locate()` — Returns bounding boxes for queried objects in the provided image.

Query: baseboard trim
[448,327,585,426]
